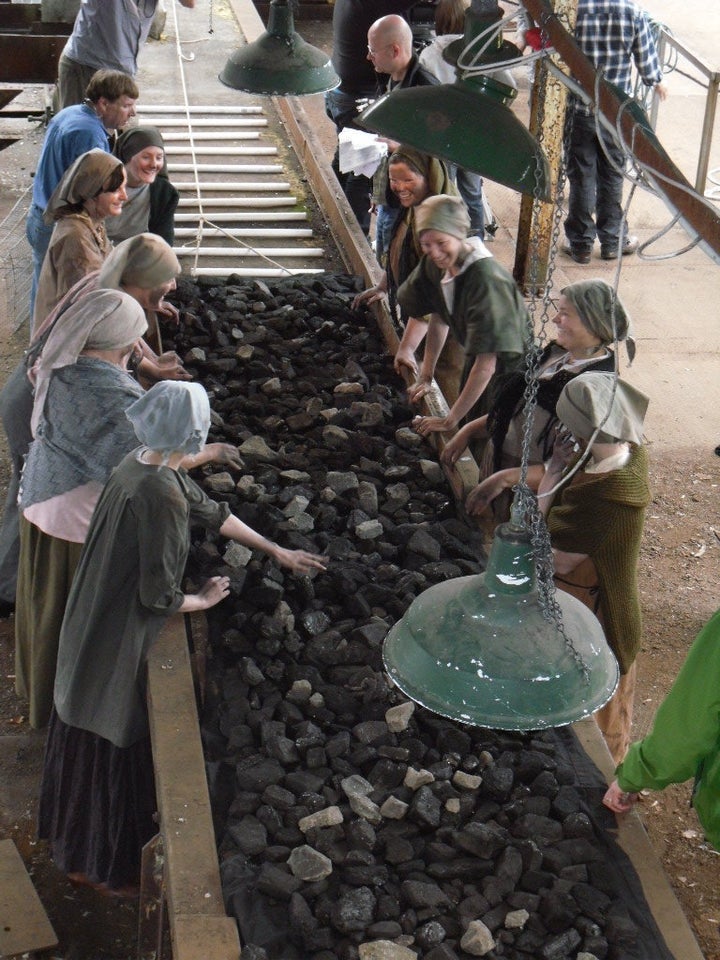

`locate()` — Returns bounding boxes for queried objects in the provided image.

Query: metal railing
[641,24,720,197]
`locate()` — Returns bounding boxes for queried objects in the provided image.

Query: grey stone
[287,845,333,881]
[326,470,359,494]
[331,886,377,933]
[299,806,344,832]
[204,471,236,493]
[358,941,417,960]
[239,435,279,462]
[385,701,414,733]
[356,519,384,540]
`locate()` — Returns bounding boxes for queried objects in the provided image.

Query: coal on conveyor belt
[166,275,674,960]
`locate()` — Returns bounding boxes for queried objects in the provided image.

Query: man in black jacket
[325,0,419,236]
[366,14,439,257]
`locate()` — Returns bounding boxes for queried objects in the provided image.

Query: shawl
[32,213,109,337]
[31,288,147,435]
[54,456,231,747]
[487,343,616,471]
[20,358,145,510]
[547,444,650,672]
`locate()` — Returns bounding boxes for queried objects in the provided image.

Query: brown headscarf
[44,149,124,223]
[385,145,457,206]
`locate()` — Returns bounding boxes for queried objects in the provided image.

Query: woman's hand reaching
[602,780,639,814]
[272,547,328,575]
[412,413,457,437]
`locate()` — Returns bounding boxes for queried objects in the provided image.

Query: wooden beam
[0,839,58,957]
[147,617,241,960]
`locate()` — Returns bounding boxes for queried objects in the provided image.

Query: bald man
[367,14,438,260]
[325,0,417,236]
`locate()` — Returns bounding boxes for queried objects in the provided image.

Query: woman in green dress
[39,381,326,895]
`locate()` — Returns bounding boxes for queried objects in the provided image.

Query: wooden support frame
[146,616,241,960]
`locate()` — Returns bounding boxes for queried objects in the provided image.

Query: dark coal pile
[167,275,672,960]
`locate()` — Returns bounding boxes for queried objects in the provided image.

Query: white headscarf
[126,381,211,462]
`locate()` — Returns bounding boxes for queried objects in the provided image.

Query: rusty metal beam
[519,0,720,262]
[0,34,68,84]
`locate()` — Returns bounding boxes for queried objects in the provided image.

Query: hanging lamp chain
[511,41,591,683]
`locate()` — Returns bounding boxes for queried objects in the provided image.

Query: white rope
[165,3,296,278]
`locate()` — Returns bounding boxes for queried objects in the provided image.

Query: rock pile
[167,275,666,960]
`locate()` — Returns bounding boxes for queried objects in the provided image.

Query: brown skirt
[555,556,636,765]
[15,516,84,729]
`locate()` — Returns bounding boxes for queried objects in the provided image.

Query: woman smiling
[107,125,179,246]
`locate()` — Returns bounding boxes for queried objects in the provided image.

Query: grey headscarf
[126,381,210,461]
[556,372,648,445]
[415,194,471,240]
[561,280,636,365]
[44,149,123,223]
[98,232,181,289]
[31,288,148,435]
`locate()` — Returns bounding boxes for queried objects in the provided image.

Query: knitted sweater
[547,444,650,672]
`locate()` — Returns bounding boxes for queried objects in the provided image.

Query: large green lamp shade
[383,521,619,730]
[219,0,338,97]
[359,78,551,201]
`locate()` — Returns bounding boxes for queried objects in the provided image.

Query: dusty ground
[0,2,719,959]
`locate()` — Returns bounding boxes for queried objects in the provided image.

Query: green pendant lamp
[383,517,619,730]
[358,0,550,199]
[219,0,338,97]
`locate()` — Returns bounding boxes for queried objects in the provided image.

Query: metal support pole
[513,0,577,292]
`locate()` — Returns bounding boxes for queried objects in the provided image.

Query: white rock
[298,806,344,832]
[460,920,495,956]
[385,701,415,732]
[404,767,435,790]
[445,798,461,814]
[452,770,482,791]
[349,794,382,824]
[504,909,529,930]
[223,541,252,568]
[341,774,374,799]
[287,845,333,882]
[358,940,418,960]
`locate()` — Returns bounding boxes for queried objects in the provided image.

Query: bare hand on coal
[145,352,193,382]
[272,547,328,575]
[198,575,231,608]
[205,443,243,470]
[157,300,180,324]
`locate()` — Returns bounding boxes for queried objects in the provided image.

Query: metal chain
[512,35,591,683]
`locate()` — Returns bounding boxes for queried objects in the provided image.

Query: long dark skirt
[38,710,157,890]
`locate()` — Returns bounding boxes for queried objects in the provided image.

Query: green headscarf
[561,279,636,364]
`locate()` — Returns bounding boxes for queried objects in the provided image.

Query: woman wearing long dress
[38,381,326,894]
[32,149,126,336]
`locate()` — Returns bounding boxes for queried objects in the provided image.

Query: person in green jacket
[603,608,720,852]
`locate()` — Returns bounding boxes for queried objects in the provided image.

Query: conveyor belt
[135,104,326,279]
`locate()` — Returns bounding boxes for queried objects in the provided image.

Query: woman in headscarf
[14,276,238,729]
[538,371,651,763]
[32,149,127,336]
[0,235,192,618]
[399,194,528,432]
[38,381,326,896]
[442,279,634,519]
[107,125,179,246]
[352,147,463,390]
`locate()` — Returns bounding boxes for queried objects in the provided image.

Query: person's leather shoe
[601,236,639,260]
[561,240,592,264]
